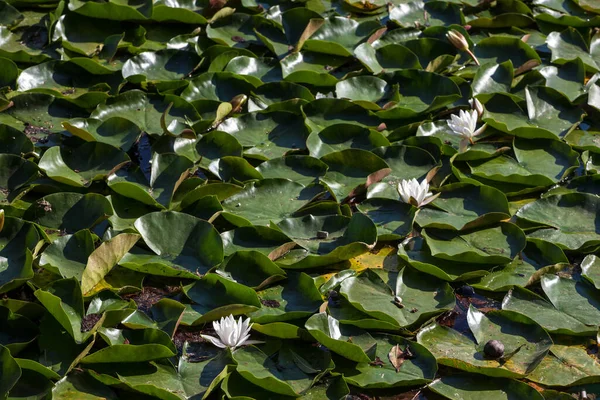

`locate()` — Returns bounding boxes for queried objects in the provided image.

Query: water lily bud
[469,98,484,118]
[446,29,480,66]
[484,339,504,359]
[230,94,248,113]
[446,29,469,52]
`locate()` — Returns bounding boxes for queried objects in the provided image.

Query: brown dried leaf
[388,344,405,372]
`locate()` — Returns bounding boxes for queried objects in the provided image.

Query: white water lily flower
[327,314,342,340]
[447,109,487,152]
[397,178,438,208]
[215,269,237,282]
[316,91,334,99]
[201,315,262,349]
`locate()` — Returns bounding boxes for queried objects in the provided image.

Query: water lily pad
[255,156,328,186]
[39,142,129,187]
[305,313,377,363]
[415,183,510,231]
[469,137,579,187]
[541,274,600,326]
[107,152,193,208]
[218,250,286,290]
[218,111,308,160]
[483,88,584,140]
[398,237,493,282]
[232,342,333,397]
[469,239,569,291]
[417,306,552,378]
[24,193,112,233]
[222,179,325,227]
[340,268,455,329]
[120,211,223,278]
[122,49,201,83]
[335,334,438,389]
[221,225,293,258]
[250,272,323,324]
[422,223,526,265]
[275,213,378,269]
[0,305,37,355]
[307,124,389,158]
[516,193,600,250]
[527,341,600,387]
[183,273,261,325]
[39,229,94,280]
[502,286,596,336]
[429,373,544,400]
[320,149,389,201]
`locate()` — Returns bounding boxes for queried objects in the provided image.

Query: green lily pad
[417,306,552,378]
[232,342,333,397]
[389,1,462,28]
[320,149,390,201]
[275,213,378,269]
[255,156,328,186]
[16,60,120,107]
[474,36,542,67]
[182,273,261,325]
[502,286,596,336]
[582,254,600,289]
[107,152,193,208]
[0,305,37,355]
[307,124,389,158]
[0,154,39,194]
[123,49,201,83]
[120,211,223,278]
[376,70,462,119]
[398,237,493,282]
[0,344,20,398]
[468,137,579,187]
[303,99,381,134]
[546,27,600,72]
[39,142,129,187]
[34,278,86,343]
[219,111,308,160]
[527,341,600,387]
[415,183,510,231]
[303,16,378,57]
[221,225,293,258]
[250,272,323,324]
[469,239,569,291]
[39,229,94,280]
[90,90,200,136]
[222,179,325,227]
[0,124,33,155]
[472,61,514,100]
[81,328,176,363]
[367,145,438,199]
[356,198,417,240]
[483,88,584,140]
[340,268,455,329]
[429,373,544,400]
[354,43,421,75]
[305,312,377,363]
[24,193,113,233]
[422,223,526,265]
[62,117,142,152]
[335,334,438,389]
[218,250,286,290]
[541,274,600,326]
[516,193,600,251]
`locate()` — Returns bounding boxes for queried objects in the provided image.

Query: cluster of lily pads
[1,0,600,398]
